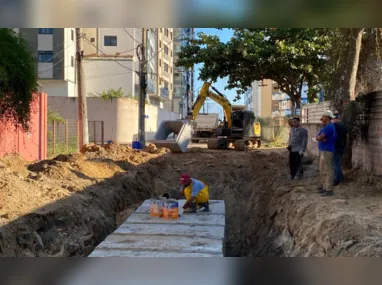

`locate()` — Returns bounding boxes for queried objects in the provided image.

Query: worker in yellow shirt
[177,174,209,213]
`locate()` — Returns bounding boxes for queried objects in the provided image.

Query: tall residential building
[157,28,174,112]
[18,28,77,97]
[173,28,195,118]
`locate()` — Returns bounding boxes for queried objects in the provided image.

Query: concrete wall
[0,93,47,161]
[48,97,180,144]
[352,92,382,175]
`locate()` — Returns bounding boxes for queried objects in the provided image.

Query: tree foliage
[176,28,334,112]
[0,29,39,131]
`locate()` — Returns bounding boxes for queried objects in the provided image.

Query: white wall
[84,59,135,97]
[48,97,180,143]
[252,81,262,117]
[99,28,136,55]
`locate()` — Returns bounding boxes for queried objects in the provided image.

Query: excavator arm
[190,82,232,128]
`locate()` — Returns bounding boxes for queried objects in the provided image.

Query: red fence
[0,92,47,161]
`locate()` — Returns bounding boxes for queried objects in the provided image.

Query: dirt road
[1,143,382,257]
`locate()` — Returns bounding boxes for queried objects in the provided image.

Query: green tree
[0,29,39,130]
[177,28,333,114]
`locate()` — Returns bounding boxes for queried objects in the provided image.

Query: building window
[159,41,162,48]
[170,50,173,57]
[38,51,53,62]
[71,29,74,41]
[104,36,117,46]
[165,28,169,37]
[90,37,95,43]
[38,28,53,34]
[159,59,161,66]
[170,83,173,90]
[164,63,168,72]
[164,45,168,55]
[164,80,169,89]
[170,32,173,40]
[71,56,74,67]
[170,67,172,74]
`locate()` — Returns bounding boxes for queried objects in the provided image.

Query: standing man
[287,118,294,152]
[316,110,337,196]
[289,117,308,180]
[332,112,347,185]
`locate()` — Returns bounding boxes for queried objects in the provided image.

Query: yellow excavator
[189,82,261,151]
[151,82,261,152]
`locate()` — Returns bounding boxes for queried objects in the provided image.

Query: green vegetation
[0,29,39,131]
[177,28,333,113]
[47,137,78,158]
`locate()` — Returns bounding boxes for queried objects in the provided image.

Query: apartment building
[173,28,195,118]
[19,28,77,97]
[157,28,174,112]
[19,27,186,115]
[82,28,141,99]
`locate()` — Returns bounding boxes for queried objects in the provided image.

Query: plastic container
[163,199,179,220]
[132,141,142,150]
[150,198,165,218]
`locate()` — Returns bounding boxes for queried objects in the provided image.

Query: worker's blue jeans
[332,150,345,184]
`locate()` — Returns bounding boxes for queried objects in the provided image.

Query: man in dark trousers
[332,112,347,185]
[288,117,308,180]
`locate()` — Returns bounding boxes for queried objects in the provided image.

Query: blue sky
[193,28,245,118]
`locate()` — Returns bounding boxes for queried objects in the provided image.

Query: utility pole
[138,28,147,146]
[76,28,89,148]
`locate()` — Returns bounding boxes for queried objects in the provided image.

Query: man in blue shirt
[316,110,337,196]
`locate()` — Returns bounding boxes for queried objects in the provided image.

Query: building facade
[173,28,195,118]
[19,28,77,97]
[18,27,191,115]
[245,79,274,118]
[82,28,140,100]
[157,28,174,112]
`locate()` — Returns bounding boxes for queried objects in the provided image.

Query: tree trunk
[346,28,364,101]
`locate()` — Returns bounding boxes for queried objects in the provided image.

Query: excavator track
[233,140,249,151]
[207,138,230,150]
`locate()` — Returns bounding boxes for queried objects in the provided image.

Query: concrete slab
[90,250,223,257]
[89,199,226,257]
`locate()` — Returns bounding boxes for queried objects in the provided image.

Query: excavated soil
[1,143,382,257]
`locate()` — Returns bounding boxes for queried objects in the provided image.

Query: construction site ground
[1,143,382,257]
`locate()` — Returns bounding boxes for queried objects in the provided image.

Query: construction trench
[1,143,382,257]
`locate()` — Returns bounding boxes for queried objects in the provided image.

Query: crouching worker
[177,174,209,213]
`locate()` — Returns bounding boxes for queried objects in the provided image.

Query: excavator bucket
[151,120,193,153]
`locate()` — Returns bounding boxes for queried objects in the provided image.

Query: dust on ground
[0,142,382,257]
